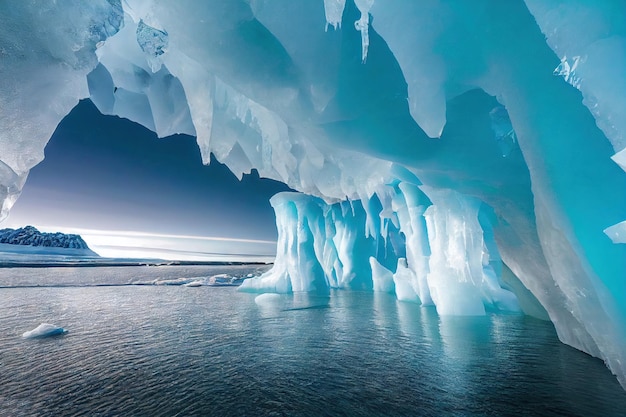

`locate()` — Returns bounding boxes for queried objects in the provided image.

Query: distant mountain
[0,226,94,252]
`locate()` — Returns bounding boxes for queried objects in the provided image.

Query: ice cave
[1,0,626,389]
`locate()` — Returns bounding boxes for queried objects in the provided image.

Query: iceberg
[22,323,67,339]
[254,293,283,306]
[1,0,626,389]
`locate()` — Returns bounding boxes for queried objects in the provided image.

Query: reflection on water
[1,284,626,416]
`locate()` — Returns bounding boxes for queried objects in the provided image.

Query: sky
[2,100,292,261]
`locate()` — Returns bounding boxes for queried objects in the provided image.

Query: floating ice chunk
[207,274,241,286]
[184,281,203,287]
[254,293,282,306]
[324,0,346,31]
[155,277,194,285]
[22,323,67,339]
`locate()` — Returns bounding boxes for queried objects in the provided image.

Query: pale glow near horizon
[3,223,277,262]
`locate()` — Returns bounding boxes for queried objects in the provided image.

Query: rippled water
[1,267,626,416]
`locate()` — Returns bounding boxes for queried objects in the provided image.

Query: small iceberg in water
[254,293,282,306]
[22,323,67,339]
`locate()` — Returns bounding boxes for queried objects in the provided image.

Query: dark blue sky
[5,99,291,243]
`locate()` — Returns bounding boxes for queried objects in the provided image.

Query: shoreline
[0,259,273,268]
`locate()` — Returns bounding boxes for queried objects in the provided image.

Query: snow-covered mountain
[0,226,98,257]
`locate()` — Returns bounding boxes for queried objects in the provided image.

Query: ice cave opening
[5,97,291,249]
[1,0,625,390]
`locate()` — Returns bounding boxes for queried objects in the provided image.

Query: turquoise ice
[1,0,625,389]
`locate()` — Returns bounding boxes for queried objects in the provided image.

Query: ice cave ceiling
[1,0,626,388]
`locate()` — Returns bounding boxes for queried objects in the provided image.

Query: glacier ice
[553,55,583,89]
[525,0,626,153]
[369,256,394,293]
[22,323,67,339]
[1,0,626,389]
[240,187,520,317]
[136,19,169,71]
[323,0,346,31]
[0,0,122,218]
[613,148,626,172]
[488,105,517,158]
[353,0,374,63]
[392,258,420,304]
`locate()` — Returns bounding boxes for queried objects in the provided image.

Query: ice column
[392,182,432,305]
[370,256,394,292]
[240,192,380,293]
[243,188,519,317]
[421,187,520,316]
[240,193,329,293]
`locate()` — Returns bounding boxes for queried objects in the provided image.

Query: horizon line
[16,224,278,245]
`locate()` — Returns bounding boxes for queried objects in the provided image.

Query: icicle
[354,0,374,63]
[360,192,376,238]
[323,0,346,31]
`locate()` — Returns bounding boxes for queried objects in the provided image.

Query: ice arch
[1,0,625,388]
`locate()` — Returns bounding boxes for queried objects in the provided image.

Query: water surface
[1,267,625,416]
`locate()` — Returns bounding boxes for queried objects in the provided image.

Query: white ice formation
[1,0,625,388]
[22,323,67,339]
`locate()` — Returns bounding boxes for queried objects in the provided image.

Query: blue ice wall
[1,0,625,389]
